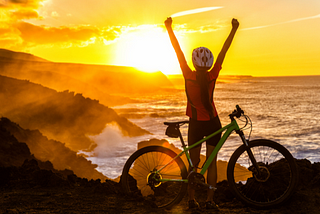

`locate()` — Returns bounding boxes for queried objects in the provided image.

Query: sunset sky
[1,0,320,76]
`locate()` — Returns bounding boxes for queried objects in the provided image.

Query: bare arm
[215,18,239,66]
[164,17,190,72]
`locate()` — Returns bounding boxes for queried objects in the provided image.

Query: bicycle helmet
[192,47,213,70]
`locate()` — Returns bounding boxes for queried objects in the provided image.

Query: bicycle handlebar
[229,105,244,120]
[164,105,244,126]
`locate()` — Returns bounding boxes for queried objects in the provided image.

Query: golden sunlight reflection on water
[86,76,320,179]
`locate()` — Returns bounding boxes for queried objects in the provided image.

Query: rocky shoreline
[1,116,319,213]
[1,158,320,213]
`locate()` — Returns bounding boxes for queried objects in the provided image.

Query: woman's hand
[232,18,239,29]
[165,17,173,29]
[216,18,239,65]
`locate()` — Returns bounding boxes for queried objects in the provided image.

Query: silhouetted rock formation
[0,48,48,62]
[0,124,32,167]
[0,75,149,151]
[0,117,106,180]
[0,49,174,107]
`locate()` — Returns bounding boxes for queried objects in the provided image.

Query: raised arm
[164,17,189,72]
[215,18,239,66]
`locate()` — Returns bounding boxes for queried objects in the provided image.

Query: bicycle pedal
[199,182,217,191]
[208,185,217,191]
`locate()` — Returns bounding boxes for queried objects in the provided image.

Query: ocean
[82,75,320,179]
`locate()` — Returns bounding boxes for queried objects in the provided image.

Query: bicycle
[121,105,298,209]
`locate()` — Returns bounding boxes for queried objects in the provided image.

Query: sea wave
[88,76,320,179]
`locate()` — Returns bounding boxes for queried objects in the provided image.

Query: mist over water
[82,124,154,179]
[85,76,320,179]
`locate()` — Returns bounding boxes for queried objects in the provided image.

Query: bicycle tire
[121,146,188,209]
[227,139,298,208]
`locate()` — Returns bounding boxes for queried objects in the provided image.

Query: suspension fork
[236,130,262,175]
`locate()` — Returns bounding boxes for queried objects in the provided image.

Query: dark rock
[0,117,107,180]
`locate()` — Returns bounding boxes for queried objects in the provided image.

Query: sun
[113,25,181,75]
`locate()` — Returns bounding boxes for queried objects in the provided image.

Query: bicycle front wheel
[227,139,298,208]
[121,146,188,209]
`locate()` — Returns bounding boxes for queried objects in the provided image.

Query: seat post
[178,128,187,148]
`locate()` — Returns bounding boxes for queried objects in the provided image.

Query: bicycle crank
[188,171,217,190]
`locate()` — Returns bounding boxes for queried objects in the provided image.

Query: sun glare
[113,26,180,75]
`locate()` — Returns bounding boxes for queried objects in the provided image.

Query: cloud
[198,23,225,33]
[7,0,44,8]
[11,9,41,20]
[0,0,135,50]
[0,0,128,50]
[12,21,124,48]
[0,25,22,48]
[0,0,8,7]
[171,6,223,18]
[242,14,320,31]
[170,20,226,35]
[51,11,59,18]
[0,0,44,21]
[1,2,225,51]
[16,22,94,46]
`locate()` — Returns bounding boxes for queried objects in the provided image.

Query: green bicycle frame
[156,119,241,182]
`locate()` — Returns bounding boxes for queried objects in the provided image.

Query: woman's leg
[206,145,217,202]
[188,145,201,201]
[187,119,203,202]
[204,116,221,202]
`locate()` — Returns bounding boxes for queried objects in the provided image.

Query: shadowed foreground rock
[1,120,320,213]
[1,158,320,213]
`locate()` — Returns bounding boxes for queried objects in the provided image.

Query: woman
[164,17,239,209]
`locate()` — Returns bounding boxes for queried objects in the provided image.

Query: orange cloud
[0,0,129,50]
[14,21,121,48]
[7,0,44,8]
[0,25,22,48]
[11,9,41,20]
[0,0,43,21]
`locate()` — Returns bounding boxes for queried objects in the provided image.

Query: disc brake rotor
[253,166,270,182]
[147,171,162,188]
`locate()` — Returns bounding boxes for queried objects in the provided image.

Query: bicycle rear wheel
[227,139,298,208]
[121,146,188,209]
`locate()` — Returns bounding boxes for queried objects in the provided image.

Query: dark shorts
[188,116,222,147]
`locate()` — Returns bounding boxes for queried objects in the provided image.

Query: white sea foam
[82,124,154,179]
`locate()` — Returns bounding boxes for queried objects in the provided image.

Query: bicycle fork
[236,130,263,176]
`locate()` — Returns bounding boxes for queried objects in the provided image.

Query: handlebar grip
[229,105,244,119]
[236,105,244,116]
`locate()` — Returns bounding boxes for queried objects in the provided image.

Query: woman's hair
[196,71,214,119]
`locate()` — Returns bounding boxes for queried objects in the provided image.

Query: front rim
[227,140,298,208]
